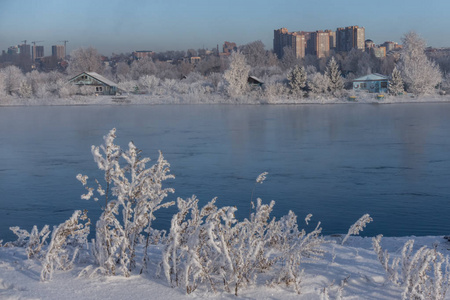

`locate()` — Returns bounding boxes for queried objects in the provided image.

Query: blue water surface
[0,103,449,241]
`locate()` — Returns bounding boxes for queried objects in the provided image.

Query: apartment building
[52,45,65,60]
[336,26,365,52]
[274,28,337,59]
[32,45,44,60]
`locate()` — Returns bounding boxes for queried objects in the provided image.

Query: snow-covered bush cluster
[373,235,450,300]
[0,31,447,104]
[162,196,324,295]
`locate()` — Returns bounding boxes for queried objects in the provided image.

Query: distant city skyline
[1,0,450,56]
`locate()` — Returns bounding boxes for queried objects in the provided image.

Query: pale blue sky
[1,0,450,56]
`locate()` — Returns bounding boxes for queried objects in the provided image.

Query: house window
[96,87,103,92]
[360,83,366,88]
[381,82,388,88]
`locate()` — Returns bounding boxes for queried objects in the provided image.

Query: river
[0,103,449,241]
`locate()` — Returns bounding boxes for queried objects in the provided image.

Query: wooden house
[352,74,389,94]
[69,72,119,95]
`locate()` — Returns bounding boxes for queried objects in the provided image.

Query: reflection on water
[0,103,449,241]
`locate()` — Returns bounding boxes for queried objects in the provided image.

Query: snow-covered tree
[239,41,278,69]
[399,31,442,95]
[325,57,344,96]
[287,65,307,96]
[388,66,404,95]
[1,65,24,96]
[130,57,156,80]
[68,47,104,75]
[223,51,251,98]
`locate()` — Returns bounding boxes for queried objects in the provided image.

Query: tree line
[0,31,446,101]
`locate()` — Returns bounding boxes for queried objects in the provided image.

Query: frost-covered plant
[341,214,372,245]
[269,211,325,294]
[78,128,175,276]
[373,235,450,300]
[40,210,90,281]
[8,225,51,259]
[162,192,326,296]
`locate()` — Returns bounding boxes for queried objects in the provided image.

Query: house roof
[69,72,118,87]
[353,73,389,82]
[85,72,118,87]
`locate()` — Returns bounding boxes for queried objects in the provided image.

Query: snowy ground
[1,235,449,300]
[1,93,450,106]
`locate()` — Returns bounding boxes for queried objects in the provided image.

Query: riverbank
[0,235,448,300]
[1,93,450,106]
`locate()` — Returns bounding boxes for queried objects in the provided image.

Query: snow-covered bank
[0,235,448,300]
[1,93,450,106]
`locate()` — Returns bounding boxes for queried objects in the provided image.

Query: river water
[0,103,449,241]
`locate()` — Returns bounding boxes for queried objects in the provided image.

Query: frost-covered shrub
[307,72,330,97]
[40,210,90,281]
[264,82,288,102]
[78,128,175,277]
[138,75,160,94]
[373,235,450,300]
[162,192,326,296]
[8,225,51,259]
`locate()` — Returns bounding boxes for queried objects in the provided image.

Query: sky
[1,0,450,56]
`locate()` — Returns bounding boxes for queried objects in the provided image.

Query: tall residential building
[326,30,336,50]
[310,31,330,58]
[274,28,307,59]
[336,26,365,52]
[274,28,332,59]
[32,45,44,60]
[18,44,31,59]
[52,45,65,59]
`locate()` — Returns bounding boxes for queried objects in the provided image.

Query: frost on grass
[8,225,51,259]
[341,213,373,245]
[373,234,450,300]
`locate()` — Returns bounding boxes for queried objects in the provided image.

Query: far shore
[1,93,450,106]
